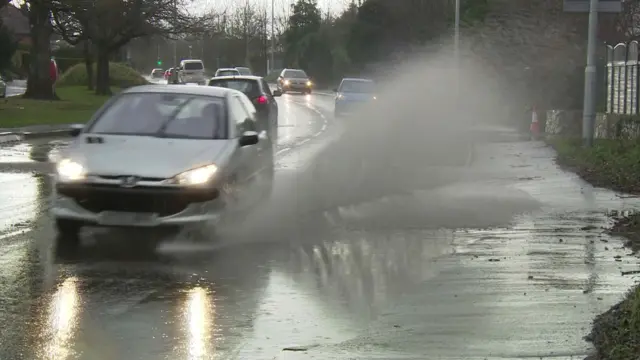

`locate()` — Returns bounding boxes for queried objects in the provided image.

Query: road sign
[563,0,622,12]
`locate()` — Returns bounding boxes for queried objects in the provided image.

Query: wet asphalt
[0,93,638,360]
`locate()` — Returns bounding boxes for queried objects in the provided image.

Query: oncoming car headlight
[170,164,218,185]
[306,81,312,87]
[56,159,86,181]
[284,80,290,85]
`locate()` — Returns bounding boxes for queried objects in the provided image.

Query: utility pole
[582,0,599,147]
[173,0,178,66]
[270,0,275,73]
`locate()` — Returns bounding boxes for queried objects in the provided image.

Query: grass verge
[0,86,112,128]
[549,137,640,360]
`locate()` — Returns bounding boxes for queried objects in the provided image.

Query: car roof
[283,68,306,72]
[210,75,262,81]
[217,68,239,71]
[235,66,250,69]
[341,77,373,82]
[181,59,203,63]
[122,84,243,98]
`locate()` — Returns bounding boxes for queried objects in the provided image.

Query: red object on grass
[49,60,58,82]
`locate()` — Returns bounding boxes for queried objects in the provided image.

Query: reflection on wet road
[0,98,638,359]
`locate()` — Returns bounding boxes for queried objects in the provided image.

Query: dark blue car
[333,78,376,118]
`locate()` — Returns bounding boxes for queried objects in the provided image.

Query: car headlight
[373,96,377,100]
[170,164,218,185]
[56,159,86,181]
[337,94,343,99]
[284,80,290,85]
[306,81,312,87]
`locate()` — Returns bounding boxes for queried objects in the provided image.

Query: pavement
[0,90,638,359]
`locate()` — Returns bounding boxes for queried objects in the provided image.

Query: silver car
[51,85,275,249]
[0,76,6,98]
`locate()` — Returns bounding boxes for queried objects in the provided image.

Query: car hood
[63,135,236,178]
[338,92,374,102]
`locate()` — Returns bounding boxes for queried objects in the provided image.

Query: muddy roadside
[549,138,640,360]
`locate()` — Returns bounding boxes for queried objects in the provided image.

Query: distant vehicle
[235,67,252,75]
[277,68,312,94]
[167,67,180,84]
[51,85,275,251]
[215,68,240,77]
[150,68,164,79]
[333,78,376,118]
[0,76,6,98]
[164,68,172,80]
[178,59,206,85]
[209,75,281,153]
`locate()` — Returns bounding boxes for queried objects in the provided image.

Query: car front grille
[57,184,219,216]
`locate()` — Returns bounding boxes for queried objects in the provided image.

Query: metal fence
[605,41,640,115]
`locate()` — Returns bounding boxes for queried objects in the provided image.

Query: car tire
[54,219,81,253]
[306,89,312,94]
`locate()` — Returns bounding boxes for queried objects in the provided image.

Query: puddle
[0,139,69,164]
[0,173,48,235]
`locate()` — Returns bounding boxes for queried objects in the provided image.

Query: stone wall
[545,110,640,140]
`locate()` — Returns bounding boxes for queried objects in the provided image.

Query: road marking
[275,96,330,156]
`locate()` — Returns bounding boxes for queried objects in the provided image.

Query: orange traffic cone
[530,106,540,140]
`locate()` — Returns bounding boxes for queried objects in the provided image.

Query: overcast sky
[9,0,349,18]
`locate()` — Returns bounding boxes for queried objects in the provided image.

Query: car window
[88,93,228,139]
[238,94,257,118]
[339,80,375,93]
[230,96,255,134]
[183,62,204,70]
[261,79,273,96]
[209,79,261,98]
[283,69,307,78]
[217,70,239,77]
[236,68,252,75]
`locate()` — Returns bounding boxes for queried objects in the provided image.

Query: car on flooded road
[277,68,313,94]
[333,78,377,118]
[208,75,281,154]
[51,85,275,250]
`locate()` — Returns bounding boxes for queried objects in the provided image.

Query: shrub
[57,62,149,88]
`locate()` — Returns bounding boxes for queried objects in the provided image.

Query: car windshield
[283,70,307,78]
[209,79,260,98]
[340,80,375,93]
[88,93,227,139]
[183,62,204,70]
[217,70,239,77]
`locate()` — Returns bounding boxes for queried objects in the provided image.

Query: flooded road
[0,93,637,360]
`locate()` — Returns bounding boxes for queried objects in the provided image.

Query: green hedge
[57,62,149,88]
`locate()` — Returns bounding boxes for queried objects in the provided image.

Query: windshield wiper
[155,97,196,137]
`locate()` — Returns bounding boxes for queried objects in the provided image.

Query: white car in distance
[51,85,275,251]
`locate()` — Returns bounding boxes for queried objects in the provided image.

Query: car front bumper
[51,182,224,227]
[282,83,311,91]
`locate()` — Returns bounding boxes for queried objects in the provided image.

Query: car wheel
[306,89,312,94]
[54,219,81,253]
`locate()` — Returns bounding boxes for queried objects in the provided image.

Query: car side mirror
[69,124,84,137]
[239,130,259,146]
[273,89,282,97]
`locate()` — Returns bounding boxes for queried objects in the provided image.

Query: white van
[178,59,206,85]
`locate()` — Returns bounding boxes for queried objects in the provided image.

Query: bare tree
[53,0,214,95]
[22,0,57,100]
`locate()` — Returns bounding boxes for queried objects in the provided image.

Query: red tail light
[256,95,267,104]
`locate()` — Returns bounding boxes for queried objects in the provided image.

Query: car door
[230,95,261,212]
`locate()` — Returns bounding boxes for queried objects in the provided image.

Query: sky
[196,0,348,16]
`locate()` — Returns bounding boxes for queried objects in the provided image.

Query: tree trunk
[23,0,55,100]
[84,40,94,91]
[95,48,111,96]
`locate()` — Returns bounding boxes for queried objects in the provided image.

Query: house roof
[0,4,30,36]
